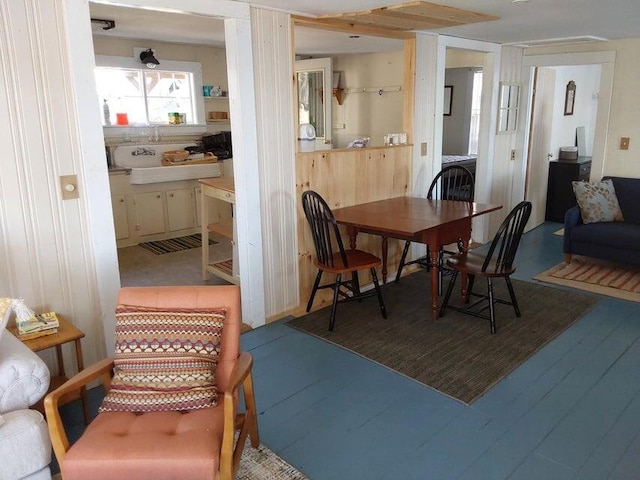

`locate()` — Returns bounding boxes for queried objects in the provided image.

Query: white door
[295,57,333,149]
[525,67,555,231]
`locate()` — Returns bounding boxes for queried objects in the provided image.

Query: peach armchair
[44,285,259,480]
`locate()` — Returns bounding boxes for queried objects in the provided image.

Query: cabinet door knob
[169,193,174,198]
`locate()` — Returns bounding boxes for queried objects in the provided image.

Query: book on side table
[11,311,60,340]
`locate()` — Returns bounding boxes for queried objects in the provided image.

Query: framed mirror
[564,80,576,116]
[295,57,333,150]
[497,82,520,134]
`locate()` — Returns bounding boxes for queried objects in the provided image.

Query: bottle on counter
[103,99,111,125]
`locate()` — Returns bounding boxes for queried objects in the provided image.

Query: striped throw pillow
[99,305,225,413]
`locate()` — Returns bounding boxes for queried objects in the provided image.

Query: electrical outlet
[420,142,427,156]
[620,137,630,150]
[510,149,516,161]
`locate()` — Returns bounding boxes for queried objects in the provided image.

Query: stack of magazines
[15,311,60,340]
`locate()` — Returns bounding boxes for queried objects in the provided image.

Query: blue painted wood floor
[60,222,640,479]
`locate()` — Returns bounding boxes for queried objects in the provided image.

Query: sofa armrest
[563,205,583,254]
[0,333,50,413]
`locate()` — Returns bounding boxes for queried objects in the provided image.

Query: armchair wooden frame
[44,285,259,480]
[45,353,259,480]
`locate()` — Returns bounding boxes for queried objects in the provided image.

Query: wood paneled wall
[296,145,412,311]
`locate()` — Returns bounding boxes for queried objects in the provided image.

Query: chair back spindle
[302,190,349,269]
[428,165,475,201]
[482,201,532,274]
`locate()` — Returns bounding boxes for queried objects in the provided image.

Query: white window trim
[95,55,207,138]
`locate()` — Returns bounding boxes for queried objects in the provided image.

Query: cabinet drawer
[206,186,235,204]
[578,162,591,179]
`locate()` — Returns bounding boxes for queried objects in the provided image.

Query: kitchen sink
[112,143,222,184]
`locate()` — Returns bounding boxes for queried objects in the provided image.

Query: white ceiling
[89,0,640,53]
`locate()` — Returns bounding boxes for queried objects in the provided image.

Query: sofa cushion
[99,306,225,413]
[0,409,51,479]
[570,222,640,250]
[572,179,624,224]
[607,177,640,225]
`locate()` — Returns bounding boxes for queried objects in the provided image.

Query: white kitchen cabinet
[134,191,165,236]
[167,188,195,232]
[111,194,129,240]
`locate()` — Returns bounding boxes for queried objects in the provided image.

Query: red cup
[116,113,129,125]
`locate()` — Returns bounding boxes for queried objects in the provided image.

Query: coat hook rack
[345,86,402,95]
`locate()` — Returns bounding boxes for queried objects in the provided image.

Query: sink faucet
[131,147,156,156]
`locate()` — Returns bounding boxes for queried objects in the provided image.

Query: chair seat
[63,406,224,480]
[446,252,516,277]
[315,249,381,274]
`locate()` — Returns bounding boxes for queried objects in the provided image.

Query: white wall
[526,39,640,178]
[442,67,475,154]
[332,51,404,148]
[548,64,600,159]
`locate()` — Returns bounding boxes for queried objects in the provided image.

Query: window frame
[95,55,207,138]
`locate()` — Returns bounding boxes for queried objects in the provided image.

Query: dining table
[332,197,502,317]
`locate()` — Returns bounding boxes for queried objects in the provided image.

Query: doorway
[520,60,609,231]
[513,51,615,224]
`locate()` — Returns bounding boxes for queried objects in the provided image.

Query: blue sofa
[564,176,640,265]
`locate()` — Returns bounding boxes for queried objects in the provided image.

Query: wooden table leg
[347,227,358,250]
[74,339,90,425]
[460,236,470,302]
[428,239,439,318]
[381,236,388,284]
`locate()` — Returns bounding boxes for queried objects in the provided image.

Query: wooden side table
[15,315,90,424]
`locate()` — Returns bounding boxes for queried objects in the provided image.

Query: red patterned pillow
[99,305,226,413]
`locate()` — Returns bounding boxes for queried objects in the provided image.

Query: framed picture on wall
[564,80,576,116]
[444,85,453,116]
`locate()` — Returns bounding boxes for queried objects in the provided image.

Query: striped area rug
[138,234,217,255]
[535,256,640,302]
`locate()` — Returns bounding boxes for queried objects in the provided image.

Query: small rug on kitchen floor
[535,255,640,302]
[138,233,217,255]
[287,269,598,405]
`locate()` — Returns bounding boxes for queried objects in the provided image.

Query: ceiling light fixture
[90,18,116,30]
[139,49,160,69]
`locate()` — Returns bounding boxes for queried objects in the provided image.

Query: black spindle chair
[438,201,532,334]
[302,190,387,331]
[395,165,475,294]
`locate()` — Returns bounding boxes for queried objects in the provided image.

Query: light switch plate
[420,142,427,156]
[620,137,630,150]
[60,175,79,200]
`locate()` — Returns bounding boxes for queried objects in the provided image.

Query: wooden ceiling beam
[316,1,499,33]
[292,15,415,40]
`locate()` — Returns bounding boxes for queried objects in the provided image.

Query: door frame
[435,35,502,244]
[65,0,265,348]
[512,51,616,208]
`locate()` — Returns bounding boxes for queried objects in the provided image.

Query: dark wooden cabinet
[545,157,592,223]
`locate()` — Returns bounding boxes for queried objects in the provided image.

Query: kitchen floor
[117,233,233,287]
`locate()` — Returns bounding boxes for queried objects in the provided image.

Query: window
[497,82,520,134]
[95,55,206,137]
